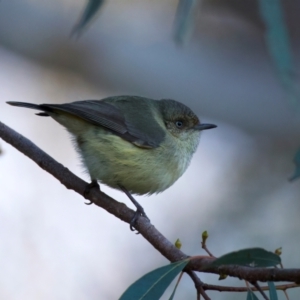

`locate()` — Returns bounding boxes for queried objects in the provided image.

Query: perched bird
[7,96,216,230]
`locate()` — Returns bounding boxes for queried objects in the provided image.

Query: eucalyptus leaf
[289,148,300,181]
[247,290,260,300]
[72,0,105,37]
[258,0,298,103]
[119,260,189,300]
[208,248,281,268]
[173,0,199,45]
[268,281,278,300]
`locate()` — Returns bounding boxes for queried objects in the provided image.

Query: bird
[7,95,216,231]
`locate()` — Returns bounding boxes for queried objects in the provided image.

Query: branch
[0,120,190,261]
[1,120,300,285]
[201,282,299,292]
[187,271,211,300]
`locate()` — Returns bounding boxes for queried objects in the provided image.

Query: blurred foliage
[247,290,260,300]
[173,0,199,45]
[74,0,298,104]
[289,148,300,181]
[257,0,298,104]
[268,281,278,300]
[71,0,105,37]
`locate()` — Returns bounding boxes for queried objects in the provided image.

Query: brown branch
[0,120,189,261]
[187,271,211,300]
[201,231,214,257]
[200,265,300,283]
[1,120,300,285]
[251,281,269,300]
[201,282,299,292]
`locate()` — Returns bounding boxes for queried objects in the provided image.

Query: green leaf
[208,248,281,268]
[247,290,260,300]
[258,0,298,104]
[119,260,189,300]
[289,148,300,181]
[71,0,105,37]
[268,281,278,300]
[173,0,199,45]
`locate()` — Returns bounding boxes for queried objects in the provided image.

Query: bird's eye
[175,120,184,128]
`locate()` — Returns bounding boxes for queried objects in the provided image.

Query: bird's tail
[6,101,50,116]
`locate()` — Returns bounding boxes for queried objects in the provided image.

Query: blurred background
[0,0,300,299]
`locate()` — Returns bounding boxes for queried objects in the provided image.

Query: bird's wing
[41,100,164,149]
[44,100,127,133]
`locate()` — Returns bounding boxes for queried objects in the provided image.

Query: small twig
[187,271,211,300]
[245,280,251,290]
[201,231,214,257]
[283,290,290,300]
[251,281,269,300]
[170,271,184,298]
[246,280,269,300]
[202,244,214,257]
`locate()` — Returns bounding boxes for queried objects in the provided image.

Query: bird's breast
[77,128,196,195]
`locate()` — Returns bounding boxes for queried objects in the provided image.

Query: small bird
[7,96,216,230]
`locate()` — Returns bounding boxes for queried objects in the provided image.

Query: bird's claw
[84,180,100,205]
[130,207,149,234]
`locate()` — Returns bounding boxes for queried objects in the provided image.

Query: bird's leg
[118,184,150,232]
[84,179,100,204]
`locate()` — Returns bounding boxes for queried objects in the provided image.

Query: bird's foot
[130,204,150,233]
[118,184,150,233]
[84,180,100,205]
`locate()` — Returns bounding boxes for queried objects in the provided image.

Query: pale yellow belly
[78,129,189,195]
[52,113,194,195]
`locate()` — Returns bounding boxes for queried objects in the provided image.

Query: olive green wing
[7,98,165,148]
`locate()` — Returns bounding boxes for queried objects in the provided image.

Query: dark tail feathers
[6,101,50,116]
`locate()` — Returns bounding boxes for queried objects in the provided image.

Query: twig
[187,271,211,300]
[251,281,269,300]
[201,231,214,257]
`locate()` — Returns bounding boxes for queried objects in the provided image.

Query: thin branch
[187,271,211,300]
[201,282,299,292]
[202,244,214,257]
[251,281,269,300]
[1,120,300,284]
[284,289,290,300]
[201,231,214,257]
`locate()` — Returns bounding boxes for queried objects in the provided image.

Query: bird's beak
[194,123,217,131]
